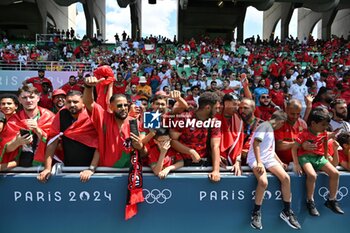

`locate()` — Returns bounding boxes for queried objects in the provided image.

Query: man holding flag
[83,73,146,220]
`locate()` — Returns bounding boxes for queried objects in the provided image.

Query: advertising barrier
[0,170,349,233]
[0,70,78,91]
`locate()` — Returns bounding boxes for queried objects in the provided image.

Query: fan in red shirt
[270,81,285,110]
[255,94,275,121]
[25,69,53,94]
[61,75,81,93]
[170,92,222,182]
[275,99,307,164]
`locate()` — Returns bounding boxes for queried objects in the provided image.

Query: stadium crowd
[1,32,350,229]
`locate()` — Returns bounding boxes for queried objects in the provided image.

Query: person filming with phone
[83,75,146,168]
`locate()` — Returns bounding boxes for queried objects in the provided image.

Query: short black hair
[110,94,127,103]
[222,93,240,102]
[0,93,19,106]
[155,127,169,137]
[66,90,82,97]
[337,132,350,147]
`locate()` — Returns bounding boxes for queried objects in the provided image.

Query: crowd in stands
[1,31,350,229]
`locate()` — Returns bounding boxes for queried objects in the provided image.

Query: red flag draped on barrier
[125,149,144,220]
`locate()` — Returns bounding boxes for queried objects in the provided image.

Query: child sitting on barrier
[336,132,350,171]
[247,110,301,230]
[147,128,184,179]
[292,108,344,216]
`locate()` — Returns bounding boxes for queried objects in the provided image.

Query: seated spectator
[254,94,276,121]
[336,132,350,171]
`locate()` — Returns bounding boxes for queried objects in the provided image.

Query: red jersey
[147,144,182,168]
[91,103,143,167]
[26,77,53,93]
[295,129,328,157]
[113,80,128,94]
[338,150,349,163]
[61,83,82,93]
[274,119,307,164]
[171,111,221,159]
[39,93,53,109]
[254,106,275,121]
[270,89,285,109]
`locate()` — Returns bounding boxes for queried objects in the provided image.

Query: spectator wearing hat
[136,76,152,100]
[51,89,66,114]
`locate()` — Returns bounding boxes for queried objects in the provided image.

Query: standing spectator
[51,89,66,114]
[170,92,222,182]
[70,27,75,39]
[38,81,53,110]
[329,99,350,133]
[37,91,99,182]
[24,69,53,94]
[61,75,80,93]
[288,75,308,117]
[1,85,54,168]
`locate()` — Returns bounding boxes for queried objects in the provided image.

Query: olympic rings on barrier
[143,189,172,204]
[318,186,348,201]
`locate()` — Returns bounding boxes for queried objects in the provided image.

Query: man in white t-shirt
[288,75,308,117]
[330,99,350,133]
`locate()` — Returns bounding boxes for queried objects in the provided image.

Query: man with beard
[37,91,99,182]
[83,76,145,167]
[330,99,350,133]
[254,94,276,121]
[51,89,66,114]
[61,75,81,93]
[170,92,222,182]
[0,85,54,168]
[218,93,244,176]
[239,98,264,164]
[24,69,53,94]
[274,99,308,165]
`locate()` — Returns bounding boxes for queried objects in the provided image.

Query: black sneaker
[306,200,320,216]
[280,210,302,230]
[325,199,344,214]
[250,210,262,230]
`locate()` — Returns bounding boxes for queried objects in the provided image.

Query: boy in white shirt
[247,110,301,230]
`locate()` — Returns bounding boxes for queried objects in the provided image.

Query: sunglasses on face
[116,104,129,108]
[260,96,270,99]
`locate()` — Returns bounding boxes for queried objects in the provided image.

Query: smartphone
[129,119,139,136]
[20,129,30,136]
[167,98,176,107]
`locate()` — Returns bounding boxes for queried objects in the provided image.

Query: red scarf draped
[220,113,244,164]
[1,107,54,165]
[48,108,98,161]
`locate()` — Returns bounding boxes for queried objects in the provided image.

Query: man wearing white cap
[136,76,152,100]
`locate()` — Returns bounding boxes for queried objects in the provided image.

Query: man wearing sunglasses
[83,76,145,168]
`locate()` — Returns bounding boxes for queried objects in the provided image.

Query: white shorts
[247,156,280,170]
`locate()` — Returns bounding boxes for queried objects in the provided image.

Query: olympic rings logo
[318,186,348,201]
[143,189,172,204]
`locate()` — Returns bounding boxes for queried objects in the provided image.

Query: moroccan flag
[220,113,244,164]
[0,123,19,163]
[48,107,98,161]
[2,107,54,165]
[125,149,144,220]
[93,65,116,110]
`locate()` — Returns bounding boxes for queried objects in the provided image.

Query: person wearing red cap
[51,89,66,114]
